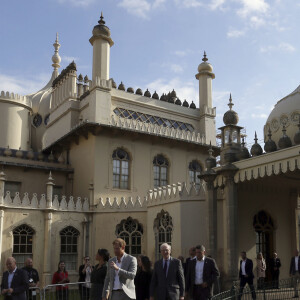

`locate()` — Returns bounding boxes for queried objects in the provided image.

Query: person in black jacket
[22,258,39,300]
[185,245,220,300]
[135,256,152,300]
[238,251,256,300]
[269,252,281,288]
[289,250,300,298]
[1,257,29,300]
[79,256,93,300]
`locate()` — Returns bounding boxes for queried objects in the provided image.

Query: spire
[98,12,105,25]
[228,93,234,110]
[202,51,208,62]
[52,33,61,74]
[254,131,258,143]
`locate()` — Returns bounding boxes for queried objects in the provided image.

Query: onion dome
[78,74,83,82]
[160,93,167,101]
[183,99,189,107]
[175,98,181,105]
[90,13,114,46]
[144,89,151,97]
[4,146,12,157]
[84,75,89,83]
[127,87,134,93]
[135,88,143,95]
[152,91,159,99]
[278,125,292,149]
[205,142,216,170]
[111,78,117,88]
[118,82,125,91]
[16,148,23,159]
[294,118,300,145]
[48,152,55,162]
[264,128,277,153]
[223,94,239,125]
[190,101,196,109]
[250,132,263,156]
[197,51,214,73]
[238,137,250,159]
[27,149,34,160]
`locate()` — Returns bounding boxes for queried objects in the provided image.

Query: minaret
[195,52,216,145]
[52,33,61,78]
[89,12,114,81]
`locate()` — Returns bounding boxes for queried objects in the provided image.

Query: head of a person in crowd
[195,245,205,261]
[189,247,196,258]
[160,243,171,260]
[96,248,110,264]
[113,238,126,258]
[6,257,16,273]
[295,250,299,257]
[25,258,33,268]
[241,251,247,260]
[273,252,278,259]
[257,252,263,260]
[83,256,90,265]
[141,256,151,273]
[177,256,184,264]
[137,255,144,268]
[57,261,66,273]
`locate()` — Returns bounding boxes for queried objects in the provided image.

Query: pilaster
[43,212,52,286]
[0,171,6,205]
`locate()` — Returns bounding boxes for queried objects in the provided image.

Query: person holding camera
[22,258,40,300]
[79,256,93,300]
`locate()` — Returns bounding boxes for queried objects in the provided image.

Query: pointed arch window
[13,224,35,268]
[253,210,274,264]
[153,155,169,188]
[154,210,173,260]
[189,160,202,190]
[116,217,143,256]
[60,226,80,271]
[112,148,130,189]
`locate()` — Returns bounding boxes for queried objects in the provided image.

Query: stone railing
[0,91,31,108]
[110,115,206,144]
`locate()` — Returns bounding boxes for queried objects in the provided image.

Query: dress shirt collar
[197,256,205,262]
[116,253,125,263]
[9,267,17,274]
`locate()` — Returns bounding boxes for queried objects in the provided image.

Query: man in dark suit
[289,250,300,298]
[1,257,29,300]
[185,245,220,300]
[150,243,185,300]
[238,251,256,300]
[269,252,281,288]
[185,247,196,277]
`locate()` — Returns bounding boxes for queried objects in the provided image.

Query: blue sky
[1,0,300,147]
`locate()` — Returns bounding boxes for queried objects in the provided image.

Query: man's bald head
[25,258,33,268]
[6,257,16,272]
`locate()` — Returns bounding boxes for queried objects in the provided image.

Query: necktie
[163,260,168,277]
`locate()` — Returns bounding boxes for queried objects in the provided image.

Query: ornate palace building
[0,13,299,288]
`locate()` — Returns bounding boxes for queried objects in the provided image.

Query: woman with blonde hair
[256,252,266,289]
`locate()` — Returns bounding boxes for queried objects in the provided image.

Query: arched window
[116,217,143,256]
[13,224,35,268]
[60,226,80,271]
[112,148,130,189]
[153,155,169,188]
[154,210,173,260]
[253,210,274,264]
[189,160,202,190]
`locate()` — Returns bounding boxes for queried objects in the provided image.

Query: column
[0,210,4,267]
[46,172,54,208]
[0,171,6,205]
[43,212,52,286]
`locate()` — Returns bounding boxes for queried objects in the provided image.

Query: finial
[228,93,234,110]
[241,137,245,147]
[254,131,258,143]
[52,32,61,71]
[202,51,208,62]
[282,124,287,135]
[98,12,105,25]
[208,141,213,157]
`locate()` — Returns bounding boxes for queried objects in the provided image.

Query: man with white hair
[150,243,185,300]
[1,257,29,300]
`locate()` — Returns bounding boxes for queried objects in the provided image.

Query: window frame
[153,154,169,188]
[112,148,130,190]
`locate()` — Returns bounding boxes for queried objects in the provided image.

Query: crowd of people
[2,241,300,300]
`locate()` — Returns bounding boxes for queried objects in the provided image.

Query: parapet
[0,91,32,108]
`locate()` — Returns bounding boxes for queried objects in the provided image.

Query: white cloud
[169,64,184,73]
[227,28,245,38]
[174,50,189,57]
[176,0,203,8]
[260,42,296,53]
[0,73,50,95]
[118,0,151,19]
[237,0,269,18]
[57,0,95,7]
[209,0,226,10]
[251,113,268,119]
[249,15,266,28]
[61,56,79,64]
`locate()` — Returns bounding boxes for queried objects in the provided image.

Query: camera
[29,278,34,283]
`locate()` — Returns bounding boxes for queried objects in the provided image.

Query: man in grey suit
[1,257,29,300]
[150,243,185,300]
[102,238,137,300]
